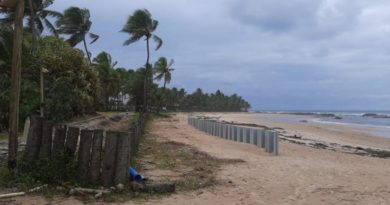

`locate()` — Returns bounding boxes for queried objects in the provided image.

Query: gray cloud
[41,0,390,110]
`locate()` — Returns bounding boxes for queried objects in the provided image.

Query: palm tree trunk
[83,38,91,64]
[157,80,166,114]
[143,36,150,113]
[8,0,25,173]
[40,69,44,117]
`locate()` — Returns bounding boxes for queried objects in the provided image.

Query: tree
[26,0,62,117]
[8,0,25,174]
[121,9,163,112]
[93,52,118,110]
[56,6,98,63]
[154,57,174,113]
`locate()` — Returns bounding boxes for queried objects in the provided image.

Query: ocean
[254,111,390,138]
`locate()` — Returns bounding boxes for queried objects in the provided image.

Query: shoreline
[197,112,390,158]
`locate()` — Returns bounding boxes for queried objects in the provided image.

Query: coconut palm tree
[154,57,174,90]
[121,9,163,112]
[154,57,174,113]
[56,6,99,63]
[0,0,61,38]
[93,51,118,109]
[26,0,62,51]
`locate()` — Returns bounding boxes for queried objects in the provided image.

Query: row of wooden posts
[24,114,145,187]
[188,116,279,155]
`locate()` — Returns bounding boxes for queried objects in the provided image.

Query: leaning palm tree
[56,6,99,63]
[154,57,174,113]
[121,9,163,112]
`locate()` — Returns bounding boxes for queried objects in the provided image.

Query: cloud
[41,0,390,110]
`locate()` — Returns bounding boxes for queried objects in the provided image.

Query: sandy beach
[204,112,390,153]
[7,112,390,205]
[132,113,390,205]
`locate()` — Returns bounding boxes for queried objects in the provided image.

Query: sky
[47,0,390,111]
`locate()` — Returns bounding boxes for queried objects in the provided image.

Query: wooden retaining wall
[24,114,145,187]
[187,116,279,155]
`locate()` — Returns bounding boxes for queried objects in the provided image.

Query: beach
[7,112,390,205]
[134,113,390,205]
[205,112,390,153]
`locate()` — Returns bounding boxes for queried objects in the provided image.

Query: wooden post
[77,129,93,182]
[114,132,130,184]
[90,129,104,182]
[25,116,43,161]
[52,126,66,156]
[102,131,118,187]
[65,127,80,157]
[7,0,25,172]
[39,120,53,159]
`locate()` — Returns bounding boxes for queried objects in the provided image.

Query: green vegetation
[121,9,163,112]
[0,133,7,140]
[56,6,99,63]
[135,131,244,193]
[0,0,251,176]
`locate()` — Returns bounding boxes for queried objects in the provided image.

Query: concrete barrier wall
[188,116,279,156]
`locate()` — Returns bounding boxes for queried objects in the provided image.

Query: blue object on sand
[128,167,144,181]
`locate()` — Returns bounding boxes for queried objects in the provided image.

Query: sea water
[255,111,390,138]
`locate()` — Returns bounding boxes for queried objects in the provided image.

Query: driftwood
[0,185,47,199]
[73,188,111,194]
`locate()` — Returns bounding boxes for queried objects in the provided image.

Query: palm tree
[154,57,174,89]
[121,9,163,112]
[93,52,118,109]
[154,57,174,113]
[26,0,62,50]
[56,6,99,63]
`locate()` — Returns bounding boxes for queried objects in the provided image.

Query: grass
[135,135,243,192]
[97,111,123,117]
[128,112,140,126]
[0,112,242,203]
[0,133,7,140]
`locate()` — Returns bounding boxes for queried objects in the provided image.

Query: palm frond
[89,32,99,44]
[40,9,63,19]
[34,17,44,34]
[112,61,118,68]
[168,59,174,68]
[67,33,84,47]
[153,34,163,50]
[123,34,142,46]
[43,18,59,37]
[154,73,164,81]
[151,19,159,31]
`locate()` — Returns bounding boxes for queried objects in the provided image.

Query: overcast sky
[48,0,390,111]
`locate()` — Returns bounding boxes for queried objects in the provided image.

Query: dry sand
[7,112,390,205]
[208,112,390,151]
